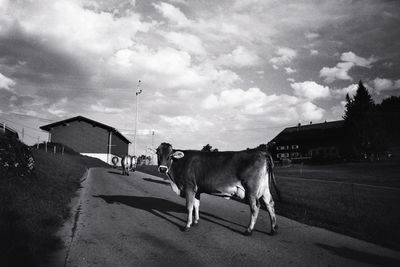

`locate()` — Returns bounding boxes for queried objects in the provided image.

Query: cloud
[0,72,15,92]
[284,67,297,74]
[269,47,297,67]
[372,78,400,94]
[290,81,331,100]
[305,32,319,40]
[320,51,377,83]
[310,49,319,55]
[217,46,260,67]
[47,97,68,117]
[90,101,128,114]
[153,2,191,27]
[163,32,206,55]
[331,83,358,98]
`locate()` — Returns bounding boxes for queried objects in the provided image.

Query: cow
[111,156,119,168]
[156,142,279,236]
[130,156,137,172]
[121,155,130,176]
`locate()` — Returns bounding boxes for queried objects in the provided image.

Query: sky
[0,0,399,154]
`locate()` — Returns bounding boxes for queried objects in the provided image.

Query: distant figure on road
[121,155,130,176]
[130,156,137,172]
[111,156,119,168]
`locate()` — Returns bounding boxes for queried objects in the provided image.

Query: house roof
[1,123,19,139]
[271,120,345,143]
[40,115,131,144]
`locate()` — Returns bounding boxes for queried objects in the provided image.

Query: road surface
[59,168,400,266]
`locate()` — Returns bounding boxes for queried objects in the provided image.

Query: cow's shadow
[93,195,264,235]
[142,178,170,186]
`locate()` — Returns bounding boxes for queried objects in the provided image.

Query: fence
[275,175,400,250]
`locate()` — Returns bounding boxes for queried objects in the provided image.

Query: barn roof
[40,116,131,144]
[271,120,345,143]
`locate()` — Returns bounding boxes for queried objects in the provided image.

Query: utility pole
[151,130,155,165]
[134,80,142,157]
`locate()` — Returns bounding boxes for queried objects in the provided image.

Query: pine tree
[343,81,378,158]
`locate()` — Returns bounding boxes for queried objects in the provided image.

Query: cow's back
[169,150,267,194]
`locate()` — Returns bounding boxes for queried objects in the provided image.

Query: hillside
[0,135,108,267]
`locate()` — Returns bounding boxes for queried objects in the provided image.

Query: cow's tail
[266,153,281,200]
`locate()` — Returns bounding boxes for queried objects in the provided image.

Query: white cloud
[310,49,319,55]
[372,78,400,94]
[320,51,377,83]
[284,67,297,74]
[0,72,15,92]
[164,32,206,55]
[331,101,347,119]
[217,46,260,67]
[47,98,68,117]
[153,2,191,27]
[298,102,324,121]
[290,81,331,100]
[269,47,297,66]
[340,51,376,68]
[331,83,358,98]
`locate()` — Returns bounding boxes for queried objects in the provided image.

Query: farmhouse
[40,116,130,164]
[269,120,345,162]
[1,122,19,139]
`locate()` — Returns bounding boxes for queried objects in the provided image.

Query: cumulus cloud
[320,51,377,83]
[372,78,400,94]
[305,32,319,40]
[284,67,297,74]
[0,72,15,92]
[217,46,260,67]
[269,47,297,67]
[331,83,358,98]
[153,2,191,27]
[310,49,319,55]
[164,32,206,55]
[290,81,331,100]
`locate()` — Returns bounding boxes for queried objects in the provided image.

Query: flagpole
[134,80,142,157]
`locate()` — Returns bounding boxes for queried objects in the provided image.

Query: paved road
[61,168,400,266]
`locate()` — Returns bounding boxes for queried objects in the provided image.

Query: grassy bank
[137,163,400,251]
[0,144,108,267]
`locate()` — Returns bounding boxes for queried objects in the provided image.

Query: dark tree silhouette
[343,81,386,158]
[201,144,218,152]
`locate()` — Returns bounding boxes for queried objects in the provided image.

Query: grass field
[0,148,108,267]
[137,162,400,251]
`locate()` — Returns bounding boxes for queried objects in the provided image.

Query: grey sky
[0,0,399,153]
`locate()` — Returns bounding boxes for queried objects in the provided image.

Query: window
[291,145,299,149]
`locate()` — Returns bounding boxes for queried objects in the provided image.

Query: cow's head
[156,143,184,173]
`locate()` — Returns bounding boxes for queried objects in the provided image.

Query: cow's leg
[184,190,195,232]
[261,190,277,234]
[244,195,260,236]
[193,196,200,226]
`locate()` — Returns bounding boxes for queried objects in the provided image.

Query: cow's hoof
[182,226,190,232]
[269,225,278,235]
[193,221,199,227]
[243,230,252,236]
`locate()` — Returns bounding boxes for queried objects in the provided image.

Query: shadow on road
[142,178,170,186]
[93,195,269,235]
[107,170,124,176]
[315,243,400,267]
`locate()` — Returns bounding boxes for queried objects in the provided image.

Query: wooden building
[269,120,345,162]
[40,116,130,164]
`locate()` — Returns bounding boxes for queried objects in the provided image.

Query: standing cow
[130,156,137,172]
[111,156,119,168]
[156,142,279,235]
[121,155,130,176]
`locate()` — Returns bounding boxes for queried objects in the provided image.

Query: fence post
[2,122,5,134]
[53,145,56,154]
[62,146,64,155]
[45,141,47,152]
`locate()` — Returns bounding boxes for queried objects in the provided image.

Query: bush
[0,135,34,179]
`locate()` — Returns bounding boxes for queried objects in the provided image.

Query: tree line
[343,80,400,159]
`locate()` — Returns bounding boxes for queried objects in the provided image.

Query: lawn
[0,142,108,267]
[137,162,400,251]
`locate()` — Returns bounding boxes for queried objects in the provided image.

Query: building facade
[269,120,345,162]
[40,116,130,164]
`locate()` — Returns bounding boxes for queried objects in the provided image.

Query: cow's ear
[171,151,184,159]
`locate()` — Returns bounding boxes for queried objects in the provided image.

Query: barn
[40,116,130,164]
[269,120,345,162]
